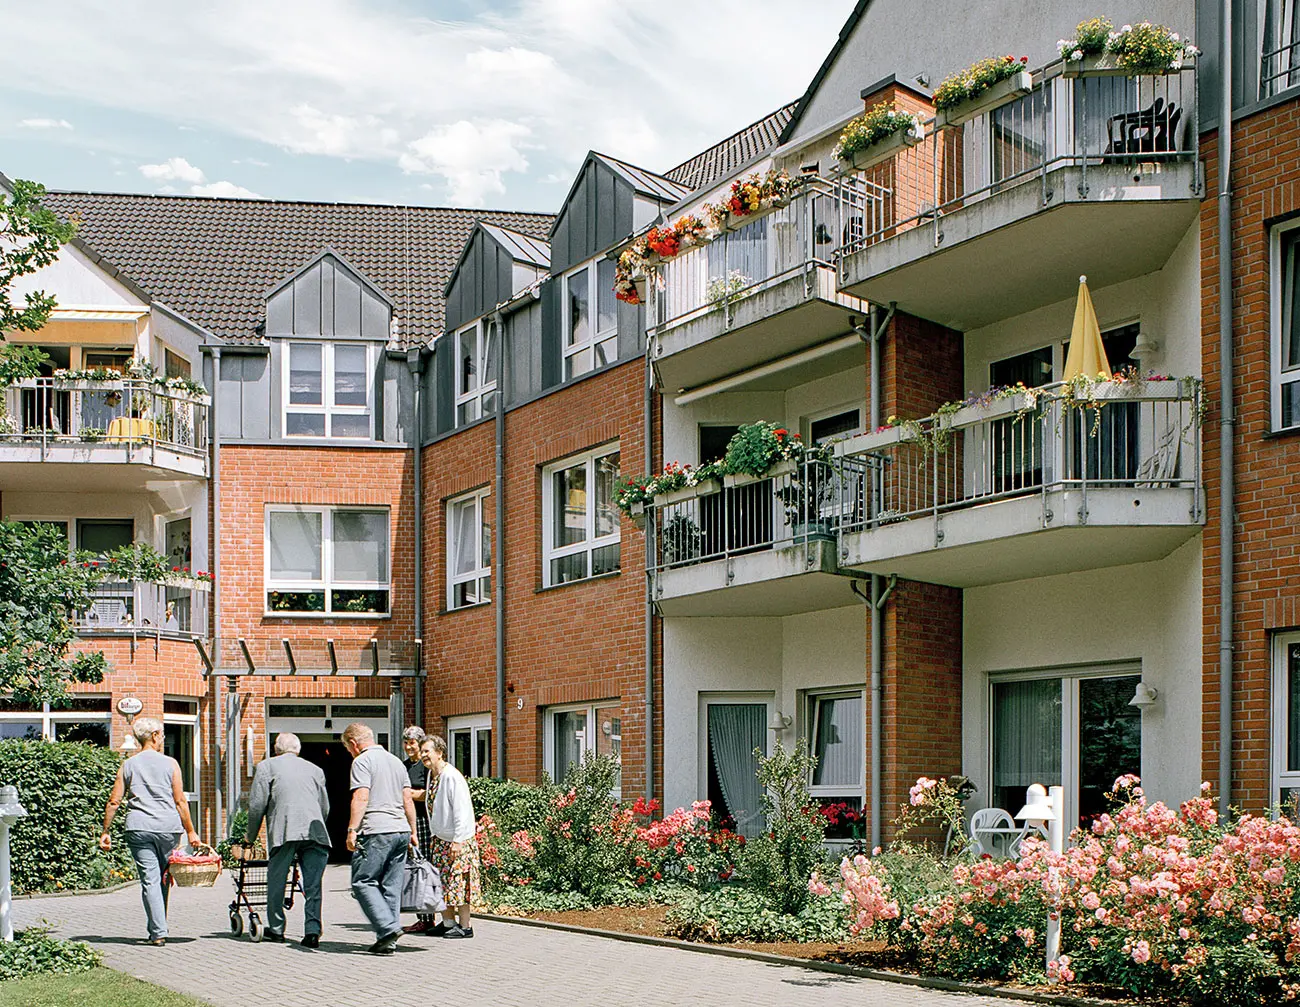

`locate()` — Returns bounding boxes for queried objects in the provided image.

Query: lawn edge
[16,880,138,900]
[477,913,1117,1007]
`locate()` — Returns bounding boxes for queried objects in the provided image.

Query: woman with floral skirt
[419,735,480,938]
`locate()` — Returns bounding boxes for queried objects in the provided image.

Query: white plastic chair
[968,808,1018,858]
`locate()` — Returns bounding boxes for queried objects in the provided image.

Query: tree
[0,178,76,334]
[0,521,108,705]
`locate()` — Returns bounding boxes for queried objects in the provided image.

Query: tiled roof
[663,102,799,192]
[41,191,554,349]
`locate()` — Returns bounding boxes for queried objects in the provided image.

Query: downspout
[209,345,225,836]
[407,350,425,729]
[644,328,656,801]
[1217,0,1235,818]
[858,302,895,852]
[493,311,507,779]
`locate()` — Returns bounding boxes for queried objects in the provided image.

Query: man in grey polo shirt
[342,722,418,955]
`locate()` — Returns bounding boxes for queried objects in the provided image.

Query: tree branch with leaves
[1,178,76,335]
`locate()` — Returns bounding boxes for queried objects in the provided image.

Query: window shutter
[434,335,454,434]
[540,277,561,390]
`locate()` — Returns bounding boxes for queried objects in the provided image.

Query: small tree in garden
[0,178,76,334]
[740,742,826,914]
[0,521,109,705]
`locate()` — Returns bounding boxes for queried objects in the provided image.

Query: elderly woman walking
[419,735,480,938]
[400,726,438,935]
[99,717,201,945]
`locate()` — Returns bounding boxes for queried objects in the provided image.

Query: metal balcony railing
[647,178,869,334]
[73,579,210,639]
[833,63,1198,259]
[1261,0,1300,98]
[839,381,1203,533]
[1,378,209,461]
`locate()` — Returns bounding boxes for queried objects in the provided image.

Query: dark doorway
[297,737,355,862]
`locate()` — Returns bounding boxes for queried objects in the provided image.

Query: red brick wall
[1201,98,1300,810]
[421,360,655,795]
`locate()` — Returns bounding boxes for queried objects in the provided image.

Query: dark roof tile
[663,102,799,192]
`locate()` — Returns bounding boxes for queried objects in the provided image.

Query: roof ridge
[45,187,554,217]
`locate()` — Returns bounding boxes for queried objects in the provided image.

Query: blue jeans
[125,830,181,940]
[267,841,329,937]
[350,832,407,938]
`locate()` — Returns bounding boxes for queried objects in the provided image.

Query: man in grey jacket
[245,732,331,948]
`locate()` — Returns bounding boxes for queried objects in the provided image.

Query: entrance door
[701,696,770,838]
[296,736,356,861]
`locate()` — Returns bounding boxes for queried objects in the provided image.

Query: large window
[447,489,491,609]
[563,259,618,380]
[807,690,866,805]
[544,702,621,793]
[265,506,390,615]
[701,694,771,838]
[448,713,492,779]
[163,698,200,824]
[1273,220,1300,431]
[0,695,111,744]
[455,320,498,426]
[541,445,620,586]
[283,341,372,438]
[1273,632,1300,812]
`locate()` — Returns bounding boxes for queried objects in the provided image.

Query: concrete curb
[17,880,138,900]
[477,913,1118,1007]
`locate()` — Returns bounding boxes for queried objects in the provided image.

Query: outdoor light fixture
[118,733,139,753]
[1014,783,1058,825]
[1129,681,1160,710]
[1129,331,1161,363]
[768,710,792,732]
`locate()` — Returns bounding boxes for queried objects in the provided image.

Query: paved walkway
[17,867,1014,1007]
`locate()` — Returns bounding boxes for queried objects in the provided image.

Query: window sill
[536,569,621,594]
[440,600,491,616]
[1263,425,1300,441]
[261,611,393,620]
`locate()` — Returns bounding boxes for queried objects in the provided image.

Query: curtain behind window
[812,695,864,788]
[707,703,766,837]
[992,678,1062,813]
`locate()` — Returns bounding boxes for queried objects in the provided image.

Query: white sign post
[0,785,28,942]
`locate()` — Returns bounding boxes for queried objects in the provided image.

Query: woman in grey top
[100,717,201,945]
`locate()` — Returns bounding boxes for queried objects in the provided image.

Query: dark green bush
[665,887,851,943]
[0,740,133,893]
[0,925,100,980]
[467,776,554,836]
[215,809,248,868]
[531,753,635,900]
[739,742,826,914]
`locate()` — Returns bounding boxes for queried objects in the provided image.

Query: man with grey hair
[245,731,331,948]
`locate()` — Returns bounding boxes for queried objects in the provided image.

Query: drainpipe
[209,345,225,836]
[492,311,507,779]
[644,331,656,802]
[1217,0,1235,818]
[407,350,425,729]
[858,302,895,851]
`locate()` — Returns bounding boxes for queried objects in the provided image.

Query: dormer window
[563,258,618,380]
[455,319,498,426]
[284,341,372,438]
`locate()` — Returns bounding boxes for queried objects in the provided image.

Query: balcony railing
[833,63,1198,259]
[1,378,209,461]
[648,178,866,334]
[73,579,210,639]
[1260,1,1300,98]
[839,381,1202,532]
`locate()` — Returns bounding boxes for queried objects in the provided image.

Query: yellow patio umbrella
[1062,275,1111,381]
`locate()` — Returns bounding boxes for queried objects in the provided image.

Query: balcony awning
[49,308,149,322]
[36,307,149,346]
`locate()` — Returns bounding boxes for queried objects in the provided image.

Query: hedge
[0,740,133,893]
[466,776,554,836]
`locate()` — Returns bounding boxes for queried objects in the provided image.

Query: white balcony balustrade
[73,579,210,640]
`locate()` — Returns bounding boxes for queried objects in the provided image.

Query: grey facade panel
[421,365,438,443]
[550,157,638,275]
[319,258,335,336]
[266,287,292,335]
[434,338,454,435]
[373,350,385,441]
[243,353,271,440]
[217,354,245,439]
[446,229,518,332]
[265,253,392,340]
[505,301,542,406]
[616,299,645,364]
[361,286,388,340]
[335,267,362,336]
[293,268,322,335]
[539,278,561,390]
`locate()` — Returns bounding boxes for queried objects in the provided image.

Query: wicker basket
[168,842,222,888]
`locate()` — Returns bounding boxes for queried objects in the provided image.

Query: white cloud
[139,156,205,184]
[18,117,72,130]
[191,180,261,198]
[399,119,532,206]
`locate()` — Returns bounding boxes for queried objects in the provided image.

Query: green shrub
[723,421,783,477]
[0,925,100,981]
[0,741,133,893]
[215,809,248,868]
[665,887,851,943]
[468,776,554,836]
[738,742,826,914]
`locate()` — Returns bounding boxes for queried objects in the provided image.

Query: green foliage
[0,180,76,334]
[530,753,635,899]
[665,887,851,943]
[739,742,826,914]
[833,102,922,162]
[467,776,554,836]
[215,809,248,868]
[0,741,133,893]
[1059,17,1114,59]
[1108,21,1197,74]
[722,421,784,477]
[0,521,108,706]
[933,55,1029,111]
[0,926,100,981]
[0,344,49,388]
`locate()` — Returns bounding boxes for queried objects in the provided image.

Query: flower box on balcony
[723,459,795,489]
[1077,379,1186,402]
[838,123,925,174]
[652,479,721,509]
[160,575,212,592]
[945,390,1038,429]
[1062,53,1193,78]
[935,70,1033,128]
[724,194,793,232]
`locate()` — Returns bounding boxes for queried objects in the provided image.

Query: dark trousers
[266,840,329,937]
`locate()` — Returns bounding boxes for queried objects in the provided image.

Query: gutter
[208,344,225,835]
[493,309,508,779]
[1217,0,1235,818]
[407,348,426,728]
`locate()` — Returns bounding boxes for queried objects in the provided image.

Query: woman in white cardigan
[419,735,480,939]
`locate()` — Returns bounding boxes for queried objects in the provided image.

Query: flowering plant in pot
[933,56,1032,125]
[707,169,799,228]
[833,102,926,169]
[1058,16,1113,62]
[1107,21,1198,74]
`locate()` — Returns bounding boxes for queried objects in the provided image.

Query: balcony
[74,579,210,640]
[836,381,1203,587]
[0,379,209,488]
[649,457,869,616]
[647,180,867,394]
[833,65,1200,330]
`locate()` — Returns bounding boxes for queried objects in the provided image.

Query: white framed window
[543,701,621,794]
[1272,632,1300,811]
[265,505,390,615]
[1272,218,1300,431]
[989,665,1141,828]
[562,258,618,380]
[447,488,491,609]
[807,689,866,801]
[541,445,620,586]
[163,697,200,824]
[447,713,492,778]
[0,695,111,744]
[283,340,372,438]
[455,319,498,426]
[807,407,864,445]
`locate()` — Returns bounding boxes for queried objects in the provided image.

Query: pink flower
[1132,940,1151,964]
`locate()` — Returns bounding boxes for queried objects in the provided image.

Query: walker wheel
[229,911,243,936]
[248,913,262,942]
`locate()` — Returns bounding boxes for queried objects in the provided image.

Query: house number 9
[516,697,524,710]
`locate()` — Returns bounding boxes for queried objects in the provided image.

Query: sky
[0,0,855,212]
